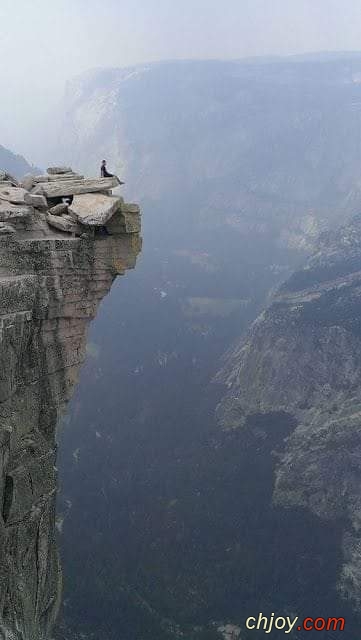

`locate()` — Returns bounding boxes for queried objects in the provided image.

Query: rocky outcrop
[0,167,140,242]
[0,172,141,639]
[215,214,361,609]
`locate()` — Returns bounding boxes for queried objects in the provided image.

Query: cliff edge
[0,166,141,639]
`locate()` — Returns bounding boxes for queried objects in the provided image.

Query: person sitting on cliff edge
[100,159,114,178]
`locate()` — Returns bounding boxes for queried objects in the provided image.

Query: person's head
[101,160,106,166]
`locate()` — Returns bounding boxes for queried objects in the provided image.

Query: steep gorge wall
[216,215,361,610]
[0,227,141,639]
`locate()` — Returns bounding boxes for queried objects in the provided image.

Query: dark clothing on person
[101,165,113,178]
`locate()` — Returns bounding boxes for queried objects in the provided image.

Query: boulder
[39,177,121,198]
[0,187,29,204]
[69,193,122,226]
[0,187,46,209]
[49,203,68,217]
[46,213,82,236]
[47,166,73,175]
[24,193,48,209]
[62,213,81,225]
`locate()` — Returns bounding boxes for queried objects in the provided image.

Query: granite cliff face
[0,181,141,639]
[216,214,361,609]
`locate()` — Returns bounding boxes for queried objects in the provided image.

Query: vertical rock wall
[0,227,141,639]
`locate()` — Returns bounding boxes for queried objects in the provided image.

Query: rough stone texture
[215,214,361,610]
[0,202,33,223]
[106,204,142,235]
[49,204,68,217]
[0,181,15,187]
[33,174,84,184]
[47,167,73,175]
[0,172,19,187]
[0,187,46,209]
[8,166,135,240]
[0,210,141,639]
[20,175,35,191]
[0,223,16,234]
[24,193,48,209]
[0,187,29,205]
[69,193,123,226]
[35,177,120,198]
[46,212,83,236]
[106,211,139,235]
[4,173,19,187]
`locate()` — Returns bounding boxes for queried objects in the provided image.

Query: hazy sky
[2,0,361,162]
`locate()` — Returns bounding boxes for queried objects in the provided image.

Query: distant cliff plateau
[0,168,141,639]
[216,214,361,610]
[58,55,361,258]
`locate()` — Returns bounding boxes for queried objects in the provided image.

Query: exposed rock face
[0,190,141,638]
[216,214,361,609]
[46,212,83,235]
[0,167,139,242]
[69,193,122,226]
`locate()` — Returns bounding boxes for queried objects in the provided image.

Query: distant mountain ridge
[60,55,361,254]
[0,144,39,177]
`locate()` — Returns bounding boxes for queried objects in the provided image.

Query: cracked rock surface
[0,198,141,639]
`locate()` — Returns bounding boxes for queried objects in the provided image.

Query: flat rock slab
[49,203,68,217]
[69,193,122,226]
[33,173,84,183]
[47,166,73,175]
[38,177,120,198]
